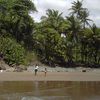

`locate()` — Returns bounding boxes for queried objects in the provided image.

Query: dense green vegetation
[0,0,36,66]
[0,36,25,65]
[0,0,100,68]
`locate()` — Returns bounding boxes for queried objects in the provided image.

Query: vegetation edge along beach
[0,0,100,72]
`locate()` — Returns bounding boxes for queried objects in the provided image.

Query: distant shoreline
[0,72,100,81]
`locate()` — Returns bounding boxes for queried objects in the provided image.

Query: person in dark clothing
[44,68,47,76]
[0,52,3,60]
[34,64,39,76]
[0,52,4,72]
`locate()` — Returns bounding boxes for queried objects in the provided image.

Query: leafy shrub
[24,51,38,65]
[0,36,25,65]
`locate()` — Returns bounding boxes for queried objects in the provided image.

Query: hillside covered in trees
[0,0,100,68]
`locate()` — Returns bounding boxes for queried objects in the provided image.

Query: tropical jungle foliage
[0,0,100,67]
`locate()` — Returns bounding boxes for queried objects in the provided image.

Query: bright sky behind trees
[31,0,100,27]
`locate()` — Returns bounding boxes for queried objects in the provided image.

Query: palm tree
[66,15,82,63]
[67,15,81,42]
[41,9,66,34]
[69,0,92,29]
[69,0,83,18]
[91,23,97,34]
[38,9,70,66]
[80,9,93,29]
[90,24,100,64]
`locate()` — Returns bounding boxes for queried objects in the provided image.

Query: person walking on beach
[34,64,39,76]
[44,68,47,76]
[0,52,3,61]
[0,52,4,72]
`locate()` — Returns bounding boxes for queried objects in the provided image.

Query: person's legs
[35,69,37,76]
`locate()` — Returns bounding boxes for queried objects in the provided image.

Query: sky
[31,0,100,27]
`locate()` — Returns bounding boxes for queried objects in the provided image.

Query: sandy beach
[0,71,100,81]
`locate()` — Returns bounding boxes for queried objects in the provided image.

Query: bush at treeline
[0,36,25,65]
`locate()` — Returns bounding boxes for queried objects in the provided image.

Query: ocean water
[0,81,100,100]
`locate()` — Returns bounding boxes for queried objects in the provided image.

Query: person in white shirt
[34,64,39,76]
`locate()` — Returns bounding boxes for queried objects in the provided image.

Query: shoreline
[0,71,100,81]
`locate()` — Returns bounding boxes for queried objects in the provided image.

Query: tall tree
[0,0,37,49]
[34,9,70,66]
[67,15,81,42]
[41,9,69,34]
[69,0,83,18]
[80,8,92,29]
[69,0,92,29]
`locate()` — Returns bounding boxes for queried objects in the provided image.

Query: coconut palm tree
[67,15,81,42]
[66,15,82,64]
[69,0,92,29]
[91,23,97,34]
[69,0,83,18]
[80,9,93,29]
[41,9,68,34]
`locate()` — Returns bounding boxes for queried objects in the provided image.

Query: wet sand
[0,72,100,81]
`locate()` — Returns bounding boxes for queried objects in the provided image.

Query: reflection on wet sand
[0,81,100,100]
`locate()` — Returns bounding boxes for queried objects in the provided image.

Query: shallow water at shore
[0,81,100,100]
